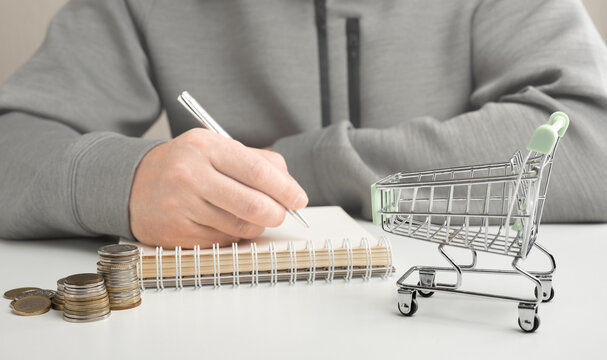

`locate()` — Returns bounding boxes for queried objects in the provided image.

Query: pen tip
[289,209,310,228]
[298,214,310,228]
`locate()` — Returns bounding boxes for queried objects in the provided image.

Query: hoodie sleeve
[0,0,164,239]
[273,0,607,222]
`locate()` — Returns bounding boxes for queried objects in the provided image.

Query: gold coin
[111,298,142,311]
[64,307,111,316]
[3,287,40,300]
[65,273,104,287]
[64,306,111,316]
[64,302,110,311]
[12,296,51,316]
[109,294,141,304]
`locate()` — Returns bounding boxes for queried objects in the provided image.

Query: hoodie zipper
[314,0,331,127]
[346,17,361,128]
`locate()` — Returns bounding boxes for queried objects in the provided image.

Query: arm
[0,0,308,245]
[273,0,607,222]
[0,0,163,239]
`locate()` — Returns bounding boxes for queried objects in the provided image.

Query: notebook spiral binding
[212,243,220,287]
[135,237,394,290]
[176,246,183,289]
[342,238,353,281]
[306,239,316,283]
[288,241,297,283]
[194,245,201,288]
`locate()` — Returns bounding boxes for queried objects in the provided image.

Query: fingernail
[292,193,308,209]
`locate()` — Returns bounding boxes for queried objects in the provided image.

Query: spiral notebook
[121,206,394,289]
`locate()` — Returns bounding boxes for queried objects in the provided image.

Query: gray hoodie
[0,0,606,240]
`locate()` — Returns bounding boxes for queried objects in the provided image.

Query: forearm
[0,112,163,239]
[274,97,607,222]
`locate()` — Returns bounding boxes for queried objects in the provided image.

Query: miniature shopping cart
[371,112,569,332]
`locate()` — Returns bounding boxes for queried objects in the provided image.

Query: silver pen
[177,91,310,228]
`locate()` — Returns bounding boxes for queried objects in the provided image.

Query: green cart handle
[371,184,381,225]
[527,112,569,154]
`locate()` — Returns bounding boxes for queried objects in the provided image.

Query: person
[0,0,606,248]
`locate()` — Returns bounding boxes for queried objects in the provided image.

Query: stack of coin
[4,287,56,316]
[52,278,66,310]
[63,273,111,323]
[97,244,142,310]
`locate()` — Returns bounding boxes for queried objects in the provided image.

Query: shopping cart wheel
[398,299,418,316]
[397,289,418,316]
[417,281,435,297]
[534,286,555,303]
[518,316,540,333]
[518,303,540,333]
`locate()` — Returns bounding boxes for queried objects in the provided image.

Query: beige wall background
[1,0,606,139]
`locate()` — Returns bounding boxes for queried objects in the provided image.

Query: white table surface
[1,221,606,360]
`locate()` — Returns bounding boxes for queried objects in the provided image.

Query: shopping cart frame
[371,112,569,332]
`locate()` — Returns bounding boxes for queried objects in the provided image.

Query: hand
[129,129,308,248]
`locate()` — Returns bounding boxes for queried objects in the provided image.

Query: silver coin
[63,287,107,293]
[14,289,57,301]
[63,285,106,293]
[96,270,137,277]
[99,260,138,266]
[107,292,139,298]
[102,278,138,284]
[63,282,104,287]
[106,288,138,293]
[97,271,137,277]
[63,291,108,299]
[100,253,138,259]
[63,293,107,300]
[64,311,111,323]
[98,244,138,257]
[63,285,105,293]
[99,271,137,282]
[99,262,138,268]
[64,306,110,315]
[103,282,138,288]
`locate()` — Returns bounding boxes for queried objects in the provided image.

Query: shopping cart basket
[371,112,569,332]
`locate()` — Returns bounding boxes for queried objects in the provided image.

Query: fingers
[250,148,288,172]
[186,200,265,239]
[174,222,238,249]
[136,217,239,250]
[200,170,287,228]
[210,142,308,211]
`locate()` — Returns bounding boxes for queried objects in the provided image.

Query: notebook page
[121,206,376,255]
